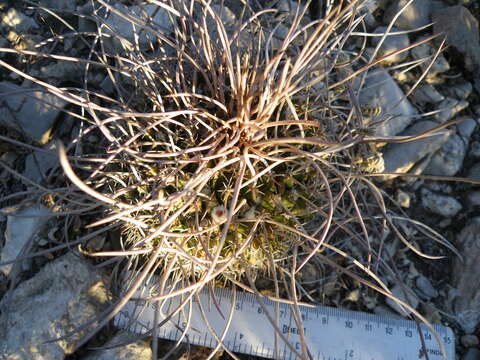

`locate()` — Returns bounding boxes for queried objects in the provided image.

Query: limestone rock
[433,6,480,72]
[385,0,432,30]
[22,142,59,184]
[358,68,418,137]
[420,188,462,217]
[103,3,174,52]
[1,205,50,276]
[412,84,445,105]
[0,252,109,359]
[410,38,450,76]
[424,134,466,176]
[434,98,469,123]
[386,284,419,317]
[371,26,410,64]
[382,121,450,178]
[0,82,66,144]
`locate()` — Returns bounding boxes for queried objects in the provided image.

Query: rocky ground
[1,0,480,359]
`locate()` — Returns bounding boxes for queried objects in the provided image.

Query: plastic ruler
[114,281,455,360]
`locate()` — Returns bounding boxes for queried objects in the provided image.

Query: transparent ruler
[114,282,455,360]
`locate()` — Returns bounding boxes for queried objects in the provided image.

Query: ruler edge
[114,281,456,359]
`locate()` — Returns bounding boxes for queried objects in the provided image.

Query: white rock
[358,68,418,137]
[0,82,67,144]
[371,26,410,64]
[457,117,477,140]
[433,6,480,72]
[457,310,480,335]
[411,84,445,104]
[424,134,466,176]
[384,0,432,30]
[382,121,450,178]
[410,38,450,76]
[0,252,109,359]
[1,205,50,276]
[82,332,152,360]
[358,0,380,27]
[434,97,469,123]
[420,188,462,217]
[22,142,59,184]
[415,275,438,300]
[396,189,411,208]
[103,4,174,52]
[386,284,419,317]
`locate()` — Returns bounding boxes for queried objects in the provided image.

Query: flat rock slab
[433,6,480,72]
[0,252,108,360]
[358,68,418,137]
[424,134,466,177]
[103,4,174,52]
[1,204,50,276]
[0,82,66,144]
[22,142,59,184]
[382,120,450,178]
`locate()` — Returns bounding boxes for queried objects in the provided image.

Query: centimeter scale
[114,280,455,360]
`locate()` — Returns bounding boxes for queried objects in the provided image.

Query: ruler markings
[115,280,455,360]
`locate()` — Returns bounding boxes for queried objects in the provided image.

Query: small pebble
[36,238,48,247]
[461,334,479,348]
[396,189,411,208]
[421,188,462,217]
[363,295,377,310]
[386,284,419,316]
[415,275,438,300]
[457,117,477,139]
[345,289,360,303]
[434,98,469,123]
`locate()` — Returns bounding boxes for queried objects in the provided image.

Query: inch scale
[114,281,455,360]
